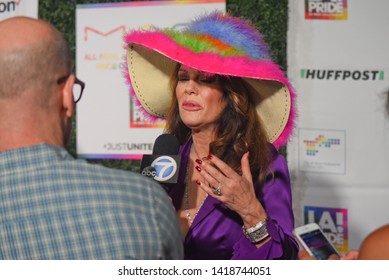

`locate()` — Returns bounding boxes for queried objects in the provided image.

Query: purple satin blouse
[169,139,298,260]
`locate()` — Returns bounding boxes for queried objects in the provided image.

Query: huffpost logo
[300,69,385,81]
[0,1,17,13]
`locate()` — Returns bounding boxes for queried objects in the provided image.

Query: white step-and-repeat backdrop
[288,0,389,252]
[72,0,389,253]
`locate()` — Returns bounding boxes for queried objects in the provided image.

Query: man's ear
[61,74,75,118]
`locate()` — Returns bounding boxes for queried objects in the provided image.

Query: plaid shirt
[0,144,183,260]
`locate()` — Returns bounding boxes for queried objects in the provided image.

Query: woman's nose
[184,80,197,95]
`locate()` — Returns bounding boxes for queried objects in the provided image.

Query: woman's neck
[191,130,214,159]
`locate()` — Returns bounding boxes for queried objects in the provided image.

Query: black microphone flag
[140,134,181,192]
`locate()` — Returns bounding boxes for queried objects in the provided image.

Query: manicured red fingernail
[207,154,213,159]
[195,180,201,185]
[195,166,202,172]
[195,159,202,164]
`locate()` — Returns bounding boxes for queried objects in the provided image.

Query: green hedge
[39,0,288,172]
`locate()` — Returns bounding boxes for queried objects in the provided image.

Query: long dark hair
[165,65,272,184]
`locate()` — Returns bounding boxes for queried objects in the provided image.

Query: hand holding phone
[293,223,340,260]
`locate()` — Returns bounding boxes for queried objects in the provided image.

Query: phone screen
[299,229,339,260]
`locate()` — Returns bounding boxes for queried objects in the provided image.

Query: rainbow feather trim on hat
[185,13,270,60]
[124,12,296,147]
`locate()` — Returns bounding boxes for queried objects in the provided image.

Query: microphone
[140,134,181,193]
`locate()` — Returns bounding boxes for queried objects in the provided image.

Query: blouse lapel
[189,195,222,229]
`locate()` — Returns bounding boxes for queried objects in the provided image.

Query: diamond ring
[213,183,222,196]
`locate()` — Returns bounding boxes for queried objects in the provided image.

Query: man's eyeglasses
[57,75,85,103]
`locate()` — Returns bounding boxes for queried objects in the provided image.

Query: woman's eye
[200,76,217,83]
[178,75,189,81]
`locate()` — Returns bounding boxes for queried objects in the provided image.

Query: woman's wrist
[238,200,271,244]
[239,201,267,228]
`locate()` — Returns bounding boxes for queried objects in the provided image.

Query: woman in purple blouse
[124,12,298,259]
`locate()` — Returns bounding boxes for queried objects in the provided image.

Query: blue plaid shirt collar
[0,144,72,174]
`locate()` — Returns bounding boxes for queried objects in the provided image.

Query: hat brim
[125,31,296,146]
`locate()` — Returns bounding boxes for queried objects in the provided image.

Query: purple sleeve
[231,151,299,260]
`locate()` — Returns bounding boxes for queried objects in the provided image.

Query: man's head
[0,16,75,150]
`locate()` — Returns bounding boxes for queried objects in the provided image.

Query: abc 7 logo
[142,156,177,182]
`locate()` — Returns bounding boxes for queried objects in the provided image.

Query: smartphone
[293,223,340,260]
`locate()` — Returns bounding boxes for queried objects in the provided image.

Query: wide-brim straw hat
[124,12,296,147]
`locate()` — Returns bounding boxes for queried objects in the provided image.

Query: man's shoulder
[71,159,159,189]
[3,143,166,198]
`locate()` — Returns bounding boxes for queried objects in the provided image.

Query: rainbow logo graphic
[305,0,348,20]
[304,135,340,156]
[304,206,348,253]
[298,128,345,174]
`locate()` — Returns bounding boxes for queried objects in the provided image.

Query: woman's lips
[182,100,201,110]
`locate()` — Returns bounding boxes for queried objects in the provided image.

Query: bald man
[0,17,183,260]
